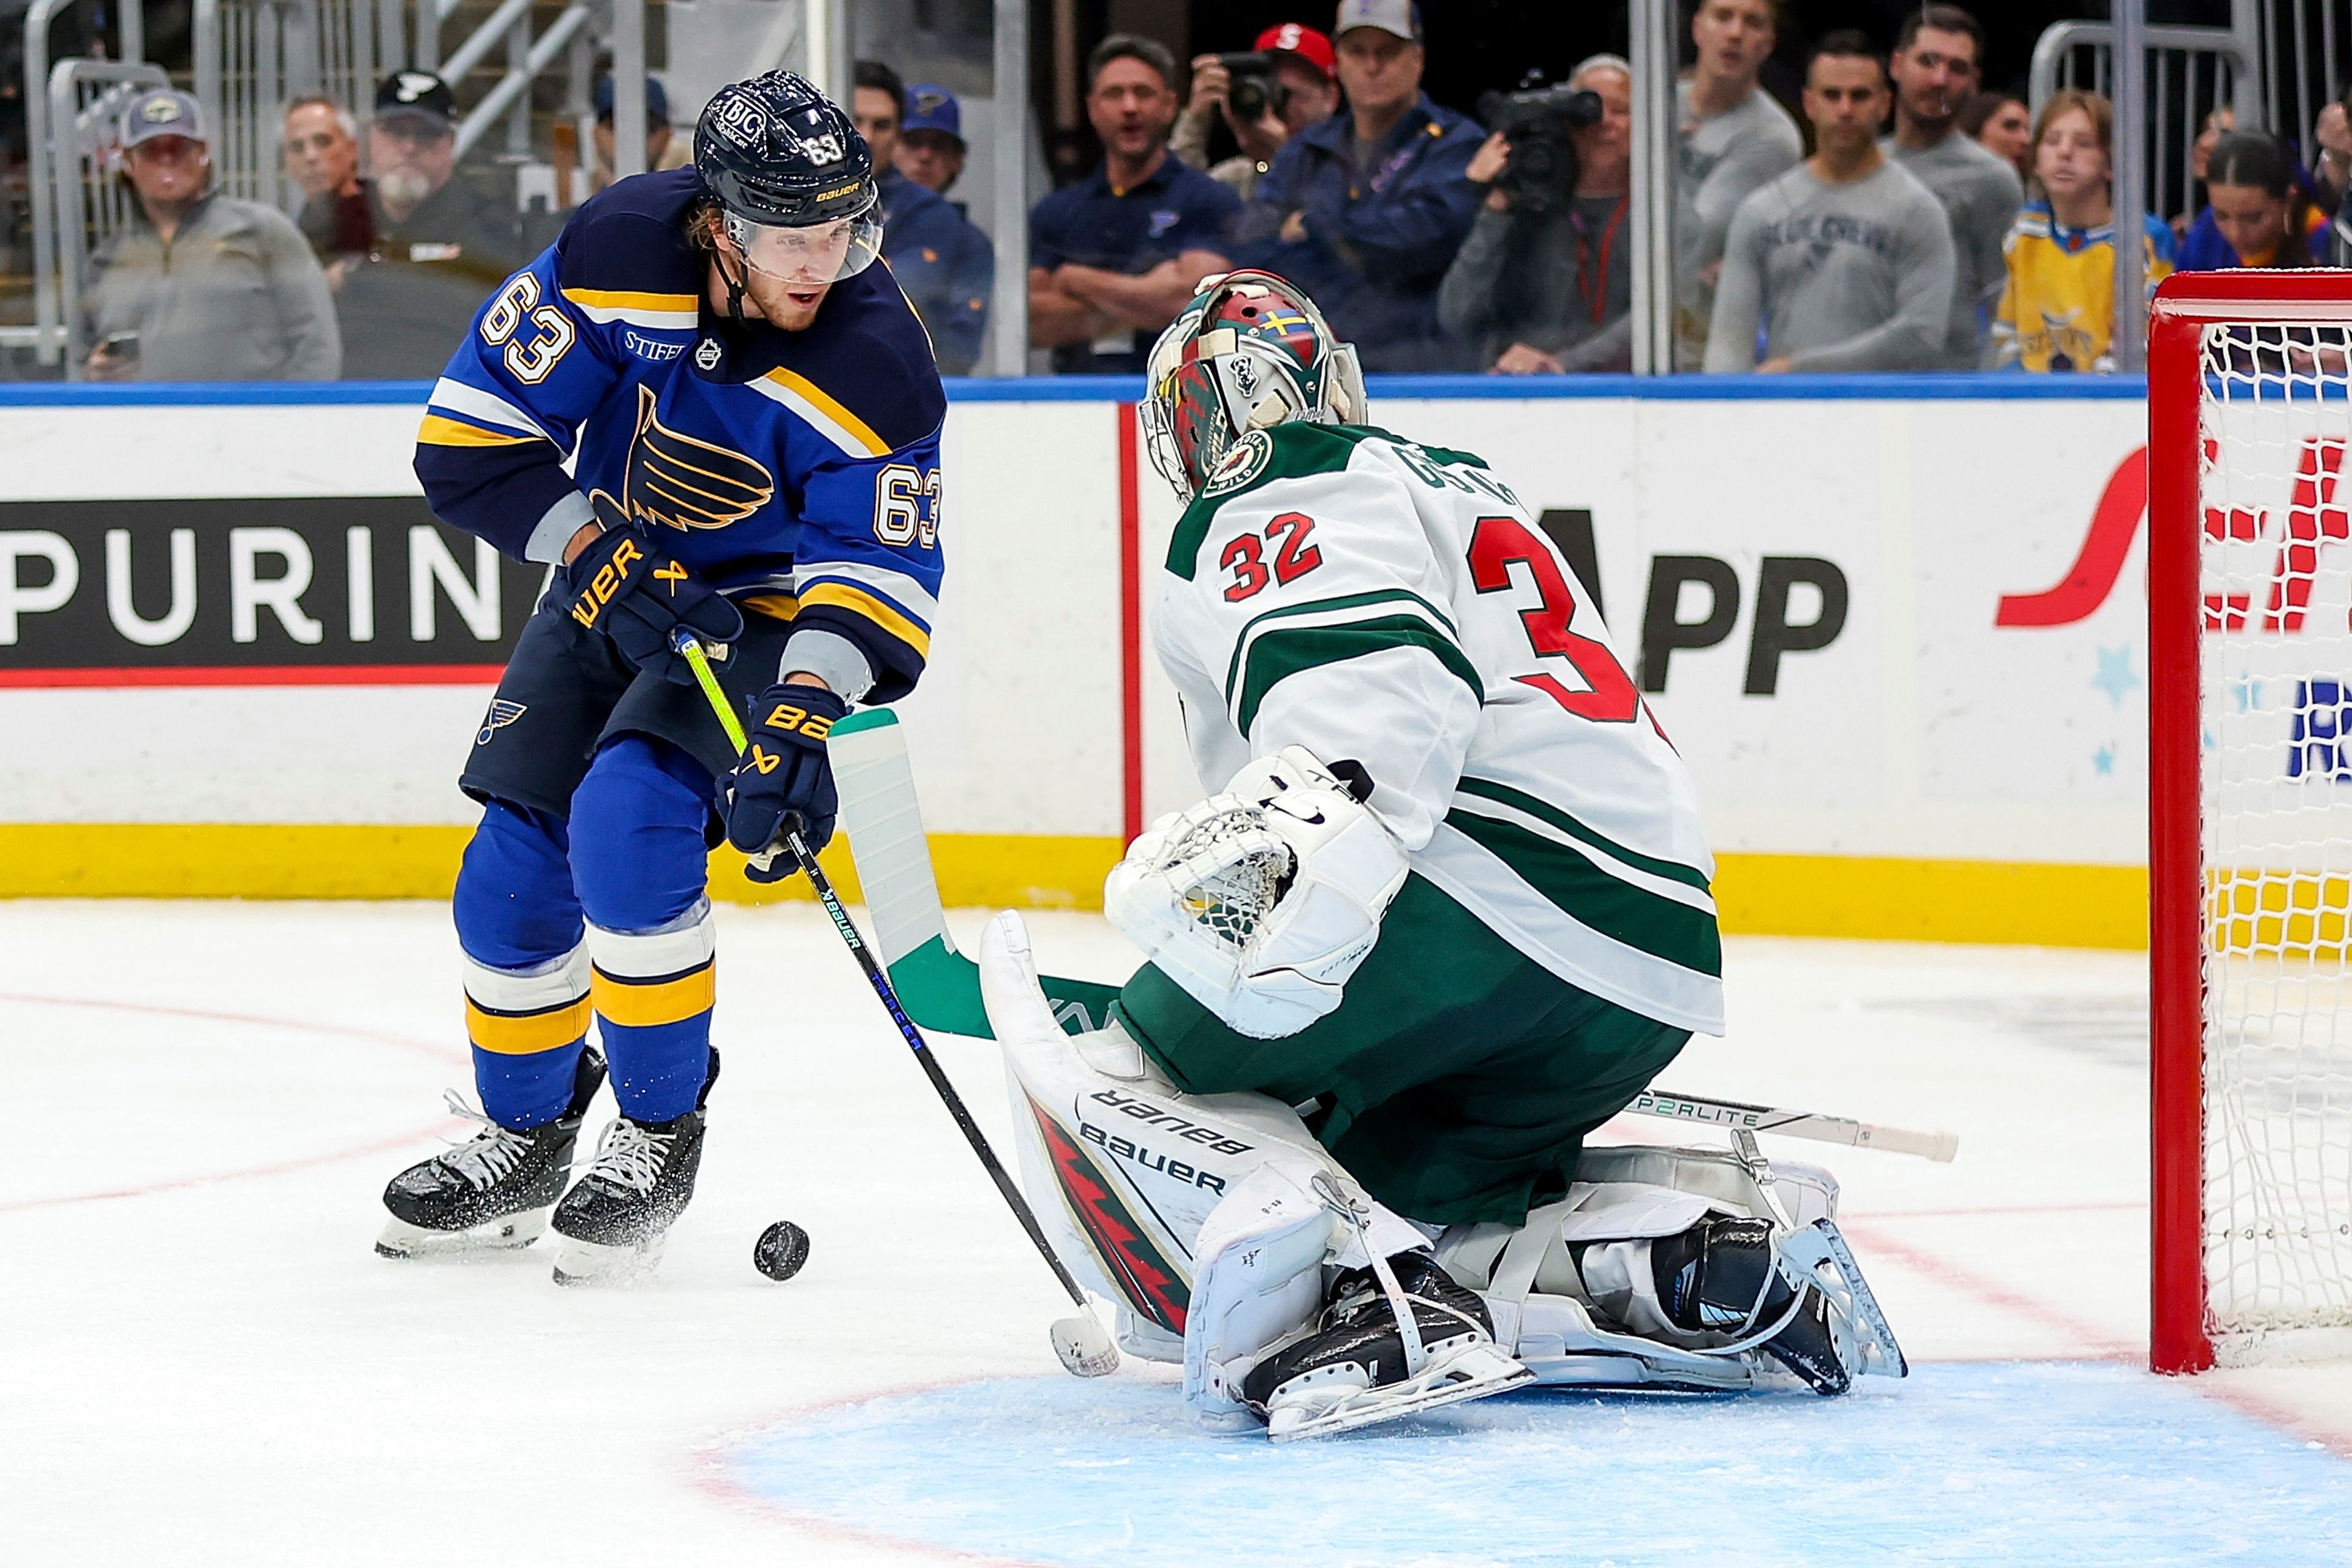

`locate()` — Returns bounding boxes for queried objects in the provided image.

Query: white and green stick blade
[830,709,1119,1038]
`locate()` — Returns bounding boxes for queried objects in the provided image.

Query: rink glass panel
[2198,322,2352,1358]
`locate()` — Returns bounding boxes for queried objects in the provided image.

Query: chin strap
[715,249,750,326]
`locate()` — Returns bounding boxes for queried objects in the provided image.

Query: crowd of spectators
[62,1,2352,385]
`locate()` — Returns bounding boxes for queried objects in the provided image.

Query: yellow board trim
[763,367,890,456]
[560,287,700,313]
[796,582,932,658]
[591,961,717,1027]
[1711,853,2148,951]
[0,827,2152,949]
[466,995,593,1055]
[417,413,537,448]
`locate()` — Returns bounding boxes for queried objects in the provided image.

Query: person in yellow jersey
[1991,88,2174,373]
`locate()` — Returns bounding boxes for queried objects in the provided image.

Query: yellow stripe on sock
[465,995,592,1055]
[591,960,717,1028]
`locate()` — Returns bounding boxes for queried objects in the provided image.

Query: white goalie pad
[976,911,1422,1425]
[1435,1144,1903,1392]
[1104,745,1410,1039]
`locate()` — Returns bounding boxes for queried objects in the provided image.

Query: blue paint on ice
[727,1362,2352,1567]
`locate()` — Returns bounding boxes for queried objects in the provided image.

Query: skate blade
[549,1230,667,1286]
[1266,1341,1536,1443]
[375,1210,547,1259]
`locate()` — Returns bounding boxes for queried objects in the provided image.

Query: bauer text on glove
[559,519,744,686]
[725,683,847,879]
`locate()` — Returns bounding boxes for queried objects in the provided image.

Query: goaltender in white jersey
[978,270,1904,1442]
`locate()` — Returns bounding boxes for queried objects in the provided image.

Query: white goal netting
[2197,320,2352,1360]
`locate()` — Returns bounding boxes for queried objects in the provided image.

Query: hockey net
[2150,271,2352,1372]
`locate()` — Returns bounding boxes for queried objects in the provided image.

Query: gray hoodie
[81,190,341,381]
[1703,157,1956,373]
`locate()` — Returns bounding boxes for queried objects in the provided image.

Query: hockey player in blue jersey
[376,71,946,1281]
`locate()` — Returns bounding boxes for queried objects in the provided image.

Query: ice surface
[4,901,2348,1566]
[725,1367,2352,1568]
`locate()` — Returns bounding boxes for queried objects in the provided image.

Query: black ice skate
[1652,1215,1859,1394]
[548,1050,720,1285]
[377,1049,607,1259]
[1240,1249,1534,1441]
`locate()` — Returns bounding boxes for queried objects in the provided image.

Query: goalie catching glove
[559,516,744,687]
[725,682,846,877]
[1105,746,1410,1039]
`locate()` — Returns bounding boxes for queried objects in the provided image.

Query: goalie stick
[676,633,1119,1379]
[827,708,1959,1166]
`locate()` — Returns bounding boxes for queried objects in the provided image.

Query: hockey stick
[828,708,1961,1166]
[828,706,1120,1036]
[675,632,1118,1378]
[1626,1090,1958,1163]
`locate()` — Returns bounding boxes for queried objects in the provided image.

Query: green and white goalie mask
[1141,271,1368,502]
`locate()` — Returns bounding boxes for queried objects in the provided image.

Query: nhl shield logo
[476,699,527,746]
[695,337,723,371]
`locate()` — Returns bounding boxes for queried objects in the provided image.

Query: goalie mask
[1140,271,1368,503]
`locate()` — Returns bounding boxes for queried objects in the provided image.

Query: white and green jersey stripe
[1156,421,1723,1035]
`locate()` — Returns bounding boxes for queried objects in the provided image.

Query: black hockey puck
[753,1219,810,1281]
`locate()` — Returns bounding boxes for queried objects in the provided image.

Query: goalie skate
[1242,1250,1535,1442]
[375,1049,606,1259]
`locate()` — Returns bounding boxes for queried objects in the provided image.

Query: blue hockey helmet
[694,70,883,284]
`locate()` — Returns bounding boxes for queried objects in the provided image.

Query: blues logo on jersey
[413,166,948,701]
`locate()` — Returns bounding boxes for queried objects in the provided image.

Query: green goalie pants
[1114,873,1692,1229]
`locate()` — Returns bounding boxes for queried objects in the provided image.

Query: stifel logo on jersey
[588,385,776,534]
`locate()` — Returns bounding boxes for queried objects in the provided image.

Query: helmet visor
[726,210,884,285]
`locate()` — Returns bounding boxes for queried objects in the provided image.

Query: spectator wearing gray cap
[82,88,339,381]
[320,69,526,379]
[1232,0,1483,371]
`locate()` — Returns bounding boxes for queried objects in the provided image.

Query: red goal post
[2149,270,2352,1374]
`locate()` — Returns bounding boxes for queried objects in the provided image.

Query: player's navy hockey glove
[726,682,846,880]
[558,521,743,686]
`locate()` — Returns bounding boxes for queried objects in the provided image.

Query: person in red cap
[1174,23,1342,200]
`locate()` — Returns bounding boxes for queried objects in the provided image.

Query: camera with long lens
[1216,51,1291,124]
[1474,83,1602,216]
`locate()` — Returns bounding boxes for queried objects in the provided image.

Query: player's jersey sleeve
[413,204,697,563]
[768,317,948,705]
[1160,425,1482,850]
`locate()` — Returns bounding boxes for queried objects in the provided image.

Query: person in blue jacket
[380,71,946,1284]
[1232,0,1483,371]
[854,61,994,374]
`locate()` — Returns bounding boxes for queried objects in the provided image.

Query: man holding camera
[1438,56,1632,374]
[1174,23,1341,202]
[1232,0,1482,371]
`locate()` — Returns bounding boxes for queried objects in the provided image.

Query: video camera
[1475,83,1603,216]
[1215,51,1289,125]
